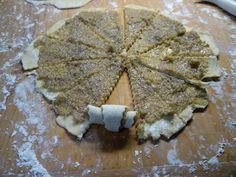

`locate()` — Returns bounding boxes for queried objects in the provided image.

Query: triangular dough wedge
[128,61,208,140]
[128,14,186,54]
[37,59,116,92]
[142,31,216,58]
[54,62,123,139]
[77,9,123,53]
[124,5,157,50]
[138,55,221,85]
[34,36,113,66]
[46,14,112,52]
[53,60,123,121]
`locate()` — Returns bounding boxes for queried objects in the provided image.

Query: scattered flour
[198,16,208,24]
[0,5,64,175]
[134,150,140,156]
[34,7,46,15]
[229,48,236,57]
[161,0,192,17]
[167,140,183,165]
[81,169,92,177]
[207,156,219,165]
[230,34,236,40]
[0,74,17,111]
[188,164,197,173]
[13,77,52,176]
[143,144,154,158]
[200,7,212,14]
[74,162,81,167]
[198,139,227,170]
[108,0,118,8]
[16,142,50,177]
[199,135,206,141]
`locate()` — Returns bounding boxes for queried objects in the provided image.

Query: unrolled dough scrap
[21,36,42,70]
[56,116,90,140]
[22,5,221,142]
[141,104,207,140]
[26,0,92,9]
[36,80,61,101]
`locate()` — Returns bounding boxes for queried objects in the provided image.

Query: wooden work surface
[0,0,236,176]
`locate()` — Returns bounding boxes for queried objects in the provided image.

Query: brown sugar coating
[77,9,123,53]
[128,14,186,54]
[35,36,113,66]
[124,5,157,50]
[37,59,117,91]
[54,62,123,122]
[128,60,208,124]
[141,31,214,58]
[27,6,220,140]
[138,56,210,82]
[47,14,113,52]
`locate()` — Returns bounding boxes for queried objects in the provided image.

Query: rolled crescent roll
[87,104,137,132]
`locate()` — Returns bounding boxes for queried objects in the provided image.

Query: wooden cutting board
[0,0,235,176]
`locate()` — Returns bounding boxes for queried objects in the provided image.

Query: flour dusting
[11,74,104,176]
[108,0,118,8]
[1,1,236,176]
[0,74,17,111]
[16,142,50,177]
[13,77,52,176]
[0,3,63,175]
[167,140,183,165]
[229,48,236,57]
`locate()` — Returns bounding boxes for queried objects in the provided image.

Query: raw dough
[87,104,137,132]
[26,0,92,9]
[22,5,221,141]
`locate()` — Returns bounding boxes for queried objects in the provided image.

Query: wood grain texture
[0,0,236,176]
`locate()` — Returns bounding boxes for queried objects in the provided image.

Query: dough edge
[139,102,208,140]
[21,36,42,71]
[56,115,90,139]
[25,0,92,9]
[124,4,156,12]
[185,26,219,56]
[185,26,222,81]
[21,19,66,71]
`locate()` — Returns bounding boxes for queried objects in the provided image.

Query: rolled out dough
[26,0,92,9]
[21,5,221,142]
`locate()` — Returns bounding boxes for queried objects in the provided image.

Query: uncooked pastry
[25,0,92,9]
[22,5,221,141]
[87,104,137,132]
